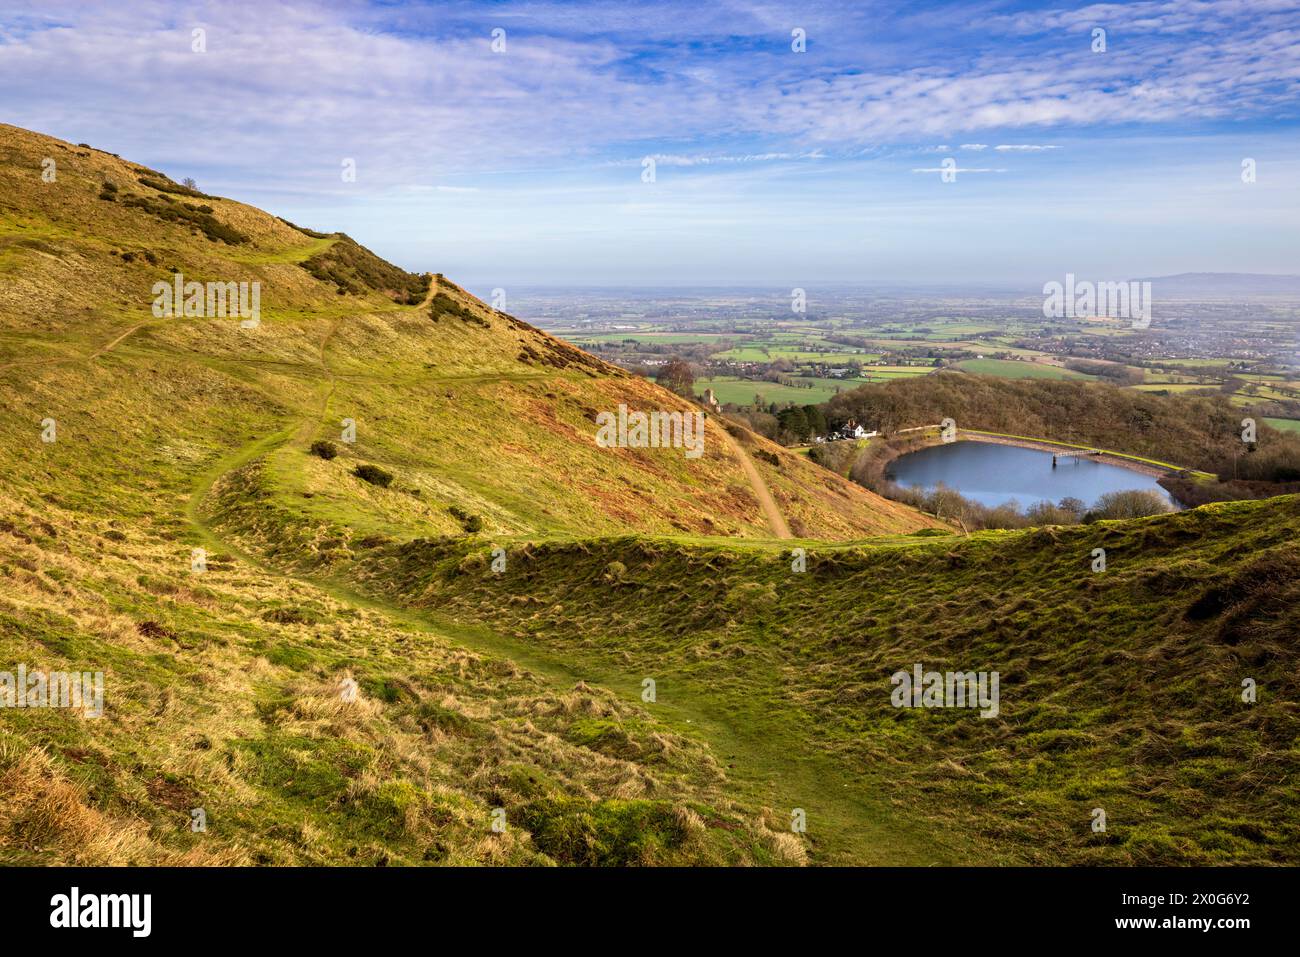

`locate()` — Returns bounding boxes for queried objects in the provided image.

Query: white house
[829,420,877,441]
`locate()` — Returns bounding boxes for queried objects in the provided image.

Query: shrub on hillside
[309,440,338,460]
[448,504,484,533]
[121,192,248,244]
[276,217,334,239]
[1084,489,1174,522]
[301,234,429,303]
[1161,473,1300,507]
[655,358,695,398]
[1025,499,1086,525]
[136,174,213,199]
[1226,441,1300,483]
[429,292,488,326]
[515,798,700,866]
[353,464,393,488]
[722,410,780,442]
[260,606,323,626]
[807,439,860,475]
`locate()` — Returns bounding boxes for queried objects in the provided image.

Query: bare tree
[656,358,695,397]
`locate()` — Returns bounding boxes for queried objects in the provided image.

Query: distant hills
[1136,272,1300,298]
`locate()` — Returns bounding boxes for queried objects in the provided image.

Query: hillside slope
[0,123,934,543]
[0,123,940,866]
[360,495,1300,864]
[3,124,1295,868]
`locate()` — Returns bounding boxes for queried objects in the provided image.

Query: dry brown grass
[0,743,245,865]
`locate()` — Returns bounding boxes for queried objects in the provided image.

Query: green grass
[1265,417,1300,433]
[227,236,337,265]
[861,365,935,379]
[1160,359,1235,369]
[3,123,872,866]
[359,498,1300,865]
[957,359,1091,380]
[696,376,853,405]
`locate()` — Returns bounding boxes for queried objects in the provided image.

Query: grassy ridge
[0,122,931,543]
[358,497,1300,864]
[0,479,796,865]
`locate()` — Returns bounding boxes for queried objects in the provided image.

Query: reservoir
[886,440,1177,509]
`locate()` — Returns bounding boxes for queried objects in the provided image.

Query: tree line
[823,371,1300,484]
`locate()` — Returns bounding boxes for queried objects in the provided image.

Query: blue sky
[3,0,1299,284]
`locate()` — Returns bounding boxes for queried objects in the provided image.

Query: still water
[887,441,1176,509]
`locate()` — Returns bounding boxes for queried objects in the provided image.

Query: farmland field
[711,345,879,362]
[955,358,1091,380]
[697,376,857,405]
[860,365,935,379]
[1131,383,1216,393]
[573,332,736,345]
[537,293,1296,425]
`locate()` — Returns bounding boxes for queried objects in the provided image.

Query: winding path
[719,427,792,539]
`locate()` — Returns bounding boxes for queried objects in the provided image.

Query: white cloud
[0,0,1289,200]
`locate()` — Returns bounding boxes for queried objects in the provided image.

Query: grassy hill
[0,123,932,542]
[1,123,1297,866]
[0,123,932,865]
[357,496,1300,864]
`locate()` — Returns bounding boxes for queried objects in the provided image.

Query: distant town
[484,282,1300,436]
